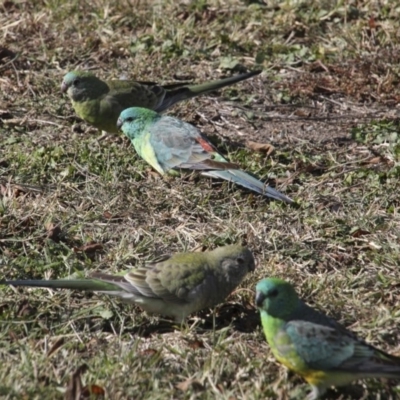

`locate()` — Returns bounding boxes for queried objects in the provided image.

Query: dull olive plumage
[61,70,261,133]
[2,245,255,323]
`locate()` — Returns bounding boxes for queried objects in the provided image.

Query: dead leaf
[47,338,65,358]
[103,211,113,219]
[80,385,105,399]
[45,222,62,241]
[176,378,204,392]
[294,108,312,117]
[102,211,129,221]
[139,348,158,356]
[64,365,104,399]
[350,228,370,238]
[64,364,88,400]
[366,156,382,164]
[186,338,205,349]
[246,140,274,155]
[369,16,377,30]
[73,243,103,253]
[17,301,35,317]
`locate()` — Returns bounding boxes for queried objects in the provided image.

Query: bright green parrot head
[255,278,299,319]
[61,70,107,101]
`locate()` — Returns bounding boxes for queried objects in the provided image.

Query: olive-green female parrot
[2,245,255,323]
[61,70,261,133]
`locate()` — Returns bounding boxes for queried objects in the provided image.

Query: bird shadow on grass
[290,377,400,399]
[120,301,260,338]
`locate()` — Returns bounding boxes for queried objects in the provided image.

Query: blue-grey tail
[202,169,293,203]
[350,368,400,379]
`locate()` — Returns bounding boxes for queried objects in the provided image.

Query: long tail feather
[351,369,400,379]
[1,279,119,292]
[157,70,262,112]
[202,169,293,203]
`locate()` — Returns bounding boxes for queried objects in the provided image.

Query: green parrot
[117,107,293,203]
[61,69,261,133]
[255,278,400,399]
[2,245,255,323]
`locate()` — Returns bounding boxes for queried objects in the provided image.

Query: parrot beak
[116,118,123,130]
[255,291,266,308]
[60,81,68,93]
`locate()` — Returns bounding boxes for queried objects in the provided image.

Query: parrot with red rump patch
[116,107,293,203]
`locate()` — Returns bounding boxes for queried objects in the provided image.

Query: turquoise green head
[116,107,159,132]
[255,278,299,319]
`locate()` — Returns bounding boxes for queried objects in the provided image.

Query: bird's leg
[171,316,196,333]
[97,130,109,142]
[187,316,203,331]
[306,385,324,400]
[212,308,217,345]
[89,130,109,145]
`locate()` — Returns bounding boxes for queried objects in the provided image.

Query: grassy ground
[1,0,400,399]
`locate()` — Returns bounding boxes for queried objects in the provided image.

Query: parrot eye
[126,117,134,123]
[72,78,81,86]
[236,256,245,264]
[268,289,279,298]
